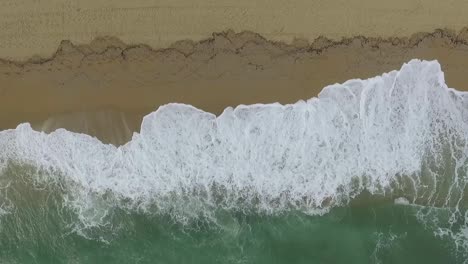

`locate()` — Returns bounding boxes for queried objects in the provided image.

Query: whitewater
[0,59,467,263]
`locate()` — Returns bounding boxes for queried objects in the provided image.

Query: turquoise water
[0,171,464,264]
[0,178,466,263]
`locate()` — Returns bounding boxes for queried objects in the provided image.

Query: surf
[0,59,467,262]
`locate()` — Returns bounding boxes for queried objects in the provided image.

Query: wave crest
[0,60,467,227]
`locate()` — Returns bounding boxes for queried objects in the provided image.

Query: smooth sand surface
[2,1,468,144]
[2,0,468,60]
[2,29,468,144]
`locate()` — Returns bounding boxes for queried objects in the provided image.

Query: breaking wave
[0,59,467,261]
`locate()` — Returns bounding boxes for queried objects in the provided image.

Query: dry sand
[3,0,468,61]
[2,29,468,144]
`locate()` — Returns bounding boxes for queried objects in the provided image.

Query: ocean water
[0,59,467,263]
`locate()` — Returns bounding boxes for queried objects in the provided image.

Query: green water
[0,166,466,263]
[0,199,464,263]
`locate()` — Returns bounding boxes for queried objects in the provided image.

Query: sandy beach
[3,0,468,61]
[2,1,468,144]
[2,29,468,144]
[2,3,468,262]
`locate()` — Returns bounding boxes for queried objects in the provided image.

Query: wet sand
[2,29,468,144]
[4,1,468,144]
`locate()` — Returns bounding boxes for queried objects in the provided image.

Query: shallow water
[0,170,465,264]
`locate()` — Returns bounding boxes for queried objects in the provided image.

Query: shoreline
[2,29,468,144]
[3,0,468,61]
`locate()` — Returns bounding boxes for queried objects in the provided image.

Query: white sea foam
[394,197,410,205]
[0,60,467,230]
